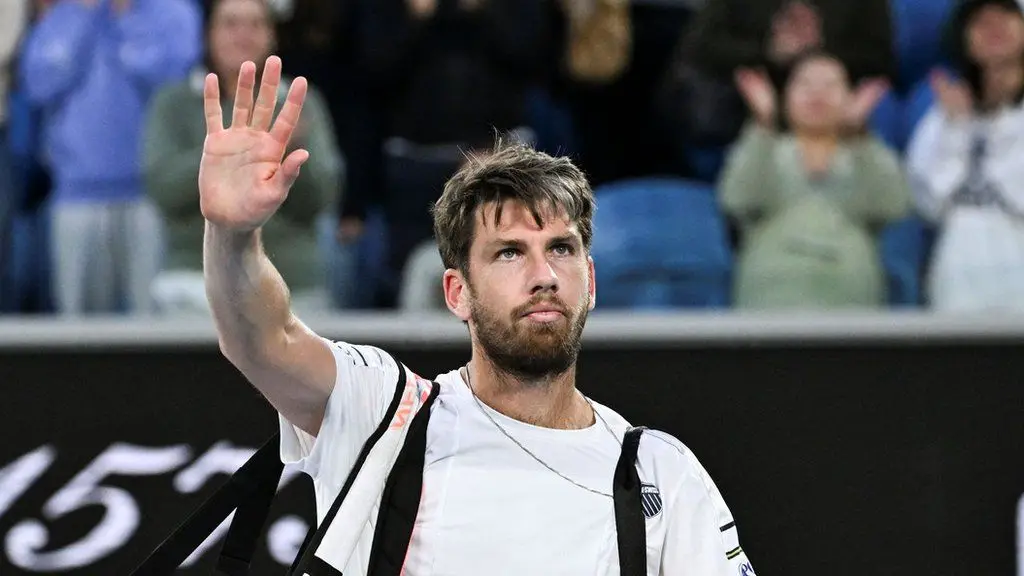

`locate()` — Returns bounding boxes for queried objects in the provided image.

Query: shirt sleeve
[660,449,756,576]
[278,339,403,481]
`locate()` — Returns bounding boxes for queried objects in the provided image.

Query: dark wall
[0,340,1021,575]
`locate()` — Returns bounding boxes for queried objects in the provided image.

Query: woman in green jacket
[719,50,910,309]
[143,0,343,315]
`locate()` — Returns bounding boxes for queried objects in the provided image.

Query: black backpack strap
[216,438,285,575]
[290,352,410,575]
[614,426,648,576]
[364,382,441,576]
[130,433,284,576]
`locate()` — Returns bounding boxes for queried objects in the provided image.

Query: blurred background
[3,0,1023,317]
[1,0,1024,575]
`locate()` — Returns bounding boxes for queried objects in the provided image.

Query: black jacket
[360,0,551,148]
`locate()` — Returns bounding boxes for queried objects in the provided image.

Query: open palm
[199,56,310,232]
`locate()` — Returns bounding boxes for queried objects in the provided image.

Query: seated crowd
[0,0,1021,316]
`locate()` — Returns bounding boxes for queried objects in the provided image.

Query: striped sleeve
[658,439,756,576]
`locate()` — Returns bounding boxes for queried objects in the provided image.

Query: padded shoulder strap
[613,426,648,576]
[289,351,410,575]
[129,433,284,576]
[364,382,441,575]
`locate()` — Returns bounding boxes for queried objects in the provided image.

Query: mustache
[512,295,569,318]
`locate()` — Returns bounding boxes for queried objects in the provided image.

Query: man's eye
[498,248,519,260]
[552,244,573,256]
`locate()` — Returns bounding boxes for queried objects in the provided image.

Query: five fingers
[207,55,310,179]
[208,56,305,143]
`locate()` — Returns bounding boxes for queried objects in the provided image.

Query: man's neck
[463,358,593,430]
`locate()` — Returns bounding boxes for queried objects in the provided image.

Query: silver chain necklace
[464,366,621,499]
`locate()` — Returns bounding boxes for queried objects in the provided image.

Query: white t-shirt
[906,105,1024,312]
[280,340,755,576]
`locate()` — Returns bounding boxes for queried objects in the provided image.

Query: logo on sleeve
[640,483,662,519]
[740,562,756,576]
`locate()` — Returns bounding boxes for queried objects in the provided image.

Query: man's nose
[528,257,559,295]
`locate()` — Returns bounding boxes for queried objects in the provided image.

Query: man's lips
[521,304,566,321]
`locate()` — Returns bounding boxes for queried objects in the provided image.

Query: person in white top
[906,0,1024,312]
[197,54,756,575]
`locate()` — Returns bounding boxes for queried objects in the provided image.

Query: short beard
[469,292,588,382]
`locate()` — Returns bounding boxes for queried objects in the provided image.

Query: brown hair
[431,140,595,275]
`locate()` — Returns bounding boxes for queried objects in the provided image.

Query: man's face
[445,200,596,380]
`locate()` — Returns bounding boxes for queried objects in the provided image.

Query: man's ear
[444,269,472,321]
[587,255,596,311]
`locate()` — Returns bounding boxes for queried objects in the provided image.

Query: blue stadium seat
[869,90,907,151]
[686,146,728,184]
[591,177,733,309]
[891,0,956,90]
[880,215,933,306]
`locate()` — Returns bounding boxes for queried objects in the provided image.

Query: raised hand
[930,69,973,120]
[845,77,890,129]
[199,56,309,233]
[734,68,777,126]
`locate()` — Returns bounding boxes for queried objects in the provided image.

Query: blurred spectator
[720,52,911,309]
[19,0,201,316]
[660,0,895,150]
[398,239,445,311]
[275,0,377,308]
[360,0,551,308]
[0,0,28,309]
[552,0,694,186]
[907,0,1024,312]
[558,0,632,86]
[144,0,342,316]
[3,0,54,314]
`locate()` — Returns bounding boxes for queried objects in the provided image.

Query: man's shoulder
[326,340,397,371]
[637,430,720,498]
[589,405,712,486]
[638,429,738,528]
[324,340,456,390]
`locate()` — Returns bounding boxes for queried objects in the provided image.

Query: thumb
[276,148,310,191]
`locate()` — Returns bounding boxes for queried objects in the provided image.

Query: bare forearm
[203,222,293,365]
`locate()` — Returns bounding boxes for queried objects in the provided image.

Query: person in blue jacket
[19,0,201,315]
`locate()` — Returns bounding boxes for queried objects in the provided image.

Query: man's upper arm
[229,318,340,437]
